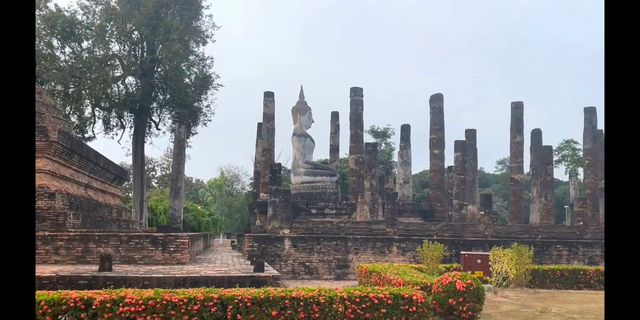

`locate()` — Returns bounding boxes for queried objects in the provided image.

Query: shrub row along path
[282,280,603,319]
[36,241,280,277]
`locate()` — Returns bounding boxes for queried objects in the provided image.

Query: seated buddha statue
[290,86,338,185]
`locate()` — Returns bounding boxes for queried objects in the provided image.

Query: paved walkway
[36,244,279,277]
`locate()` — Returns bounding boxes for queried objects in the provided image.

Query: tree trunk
[168,116,188,232]
[132,112,148,229]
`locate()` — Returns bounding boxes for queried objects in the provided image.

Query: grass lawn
[480,288,604,320]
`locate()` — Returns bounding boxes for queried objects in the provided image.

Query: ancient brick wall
[36,232,215,265]
[36,273,279,290]
[35,87,137,230]
[243,234,604,280]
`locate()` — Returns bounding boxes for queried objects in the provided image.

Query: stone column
[349,87,365,202]
[583,107,598,225]
[356,142,379,220]
[465,129,478,207]
[167,116,188,231]
[397,124,412,202]
[599,181,605,225]
[539,145,555,224]
[429,93,447,221]
[596,129,604,224]
[509,101,525,224]
[330,111,340,167]
[253,122,263,197]
[260,91,275,199]
[480,193,493,215]
[529,128,543,224]
[445,165,454,222]
[452,140,467,222]
[267,163,292,232]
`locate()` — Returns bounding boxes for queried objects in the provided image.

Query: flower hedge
[36,287,432,320]
[431,272,485,320]
[356,263,462,291]
[528,265,604,290]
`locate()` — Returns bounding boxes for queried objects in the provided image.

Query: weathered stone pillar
[260,91,275,199]
[267,163,292,232]
[509,101,525,224]
[480,193,493,215]
[330,111,340,167]
[583,106,598,225]
[452,140,467,222]
[480,193,494,224]
[253,122,263,197]
[529,128,543,224]
[429,93,447,221]
[446,165,454,222]
[539,145,555,224]
[167,116,188,232]
[384,191,399,235]
[573,197,587,226]
[596,129,604,224]
[397,124,412,202]
[598,181,605,225]
[349,87,365,202]
[465,129,478,207]
[356,142,379,220]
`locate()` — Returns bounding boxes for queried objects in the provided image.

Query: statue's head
[291,86,313,130]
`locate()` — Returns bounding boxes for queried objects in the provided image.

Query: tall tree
[554,139,584,177]
[36,0,220,228]
[366,125,396,192]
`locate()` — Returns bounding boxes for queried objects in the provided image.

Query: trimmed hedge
[36,287,431,320]
[356,263,462,291]
[528,265,604,290]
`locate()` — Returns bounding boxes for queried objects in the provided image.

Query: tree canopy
[554,139,584,177]
[36,0,221,227]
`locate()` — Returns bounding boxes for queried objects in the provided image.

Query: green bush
[357,264,437,291]
[430,271,485,320]
[417,240,448,275]
[147,189,169,227]
[183,202,224,233]
[36,287,431,320]
[528,265,604,290]
[489,243,534,288]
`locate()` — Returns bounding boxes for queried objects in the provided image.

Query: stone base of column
[291,183,339,202]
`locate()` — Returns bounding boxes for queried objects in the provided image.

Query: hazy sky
[57,0,604,181]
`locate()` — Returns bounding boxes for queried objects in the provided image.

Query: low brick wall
[36,232,215,265]
[36,273,280,290]
[243,234,604,280]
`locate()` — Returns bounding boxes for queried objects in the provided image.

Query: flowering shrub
[417,240,448,275]
[489,243,533,288]
[356,263,460,292]
[36,287,431,320]
[528,265,604,290]
[357,264,436,291]
[430,272,485,320]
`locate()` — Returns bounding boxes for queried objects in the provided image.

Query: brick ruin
[245,87,604,279]
[36,87,137,231]
[35,87,215,267]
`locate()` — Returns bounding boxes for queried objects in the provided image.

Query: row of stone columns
[252,88,601,226]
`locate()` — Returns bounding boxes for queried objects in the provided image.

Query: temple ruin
[244,86,605,280]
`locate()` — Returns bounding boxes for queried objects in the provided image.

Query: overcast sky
[57,0,604,181]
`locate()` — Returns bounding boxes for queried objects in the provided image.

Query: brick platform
[36,243,280,290]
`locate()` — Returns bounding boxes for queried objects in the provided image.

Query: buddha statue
[290,86,338,185]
